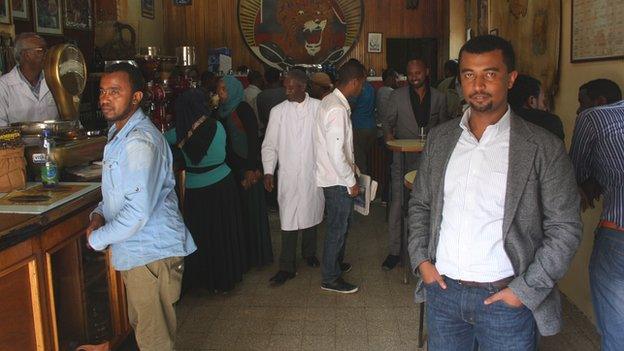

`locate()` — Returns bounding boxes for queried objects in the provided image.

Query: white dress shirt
[314,88,357,189]
[435,106,515,282]
[262,94,325,231]
[0,66,58,127]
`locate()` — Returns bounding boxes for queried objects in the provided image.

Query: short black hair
[444,59,459,76]
[579,79,622,104]
[382,68,397,82]
[459,34,515,72]
[247,70,263,85]
[264,67,281,84]
[508,74,541,109]
[336,59,365,86]
[105,63,144,93]
[407,56,428,68]
[285,69,308,85]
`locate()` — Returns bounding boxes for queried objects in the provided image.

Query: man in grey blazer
[381,57,449,270]
[408,35,582,350]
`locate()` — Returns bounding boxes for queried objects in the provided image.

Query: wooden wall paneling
[163,0,447,76]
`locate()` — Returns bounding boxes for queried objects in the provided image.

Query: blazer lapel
[502,114,537,238]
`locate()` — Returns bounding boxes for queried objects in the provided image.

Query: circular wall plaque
[238,0,363,69]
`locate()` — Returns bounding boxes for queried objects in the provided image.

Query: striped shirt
[570,100,624,228]
[436,107,515,282]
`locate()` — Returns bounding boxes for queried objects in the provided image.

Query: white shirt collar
[459,105,512,139]
[332,88,350,112]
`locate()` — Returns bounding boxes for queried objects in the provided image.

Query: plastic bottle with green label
[41,129,59,188]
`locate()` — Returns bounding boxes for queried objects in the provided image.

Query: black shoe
[382,255,400,271]
[269,271,296,286]
[305,256,320,267]
[321,277,359,294]
[340,262,352,273]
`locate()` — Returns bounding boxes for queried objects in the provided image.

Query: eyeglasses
[24,47,47,54]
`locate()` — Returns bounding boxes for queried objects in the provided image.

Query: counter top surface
[0,183,102,251]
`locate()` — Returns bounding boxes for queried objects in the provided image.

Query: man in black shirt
[508,74,564,141]
[381,58,449,271]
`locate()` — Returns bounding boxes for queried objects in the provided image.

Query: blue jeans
[321,186,353,284]
[590,228,624,351]
[425,277,538,351]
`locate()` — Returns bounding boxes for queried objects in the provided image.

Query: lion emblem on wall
[238,0,363,68]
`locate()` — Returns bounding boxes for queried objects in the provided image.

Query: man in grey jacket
[381,57,449,271]
[408,35,582,350]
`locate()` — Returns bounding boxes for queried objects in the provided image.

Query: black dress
[223,101,274,268]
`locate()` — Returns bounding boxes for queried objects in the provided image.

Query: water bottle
[41,129,59,188]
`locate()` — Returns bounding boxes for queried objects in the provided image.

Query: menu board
[572,0,624,62]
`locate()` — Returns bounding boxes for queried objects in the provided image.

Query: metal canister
[141,46,159,57]
[175,46,196,67]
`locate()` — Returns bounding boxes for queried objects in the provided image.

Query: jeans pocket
[496,300,525,310]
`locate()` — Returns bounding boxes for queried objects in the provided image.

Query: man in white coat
[0,32,59,127]
[262,70,324,286]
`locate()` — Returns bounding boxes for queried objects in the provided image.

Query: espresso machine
[135,47,175,131]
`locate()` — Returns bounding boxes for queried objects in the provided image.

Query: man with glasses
[0,32,58,126]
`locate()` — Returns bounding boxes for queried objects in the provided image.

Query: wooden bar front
[0,189,130,351]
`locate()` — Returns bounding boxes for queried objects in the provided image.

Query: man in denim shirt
[86,63,196,351]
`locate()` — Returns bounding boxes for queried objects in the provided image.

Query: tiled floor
[172,204,600,351]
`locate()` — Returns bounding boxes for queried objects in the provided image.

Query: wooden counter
[0,187,131,350]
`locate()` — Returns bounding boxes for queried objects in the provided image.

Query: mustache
[469,93,492,98]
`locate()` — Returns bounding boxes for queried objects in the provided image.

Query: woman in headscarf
[165,84,247,293]
[219,75,273,268]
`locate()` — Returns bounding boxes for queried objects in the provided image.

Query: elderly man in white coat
[0,32,58,127]
[262,70,324,286]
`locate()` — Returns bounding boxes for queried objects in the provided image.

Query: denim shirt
[89,109,196,271]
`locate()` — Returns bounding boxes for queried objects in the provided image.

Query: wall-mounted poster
[571,0,624,62]
[0,0,11,24]
[34,0,63,35]
[238,0,364,69]
[367,33,381,53]
[11,0,28,21]
[64,0,92,30]
[142,0,155,19]
[489,0,560,99]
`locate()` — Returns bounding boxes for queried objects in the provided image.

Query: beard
[469,101,493,112]
[468,93,494,112]
[410,80,425,89]
[102,103,136,123]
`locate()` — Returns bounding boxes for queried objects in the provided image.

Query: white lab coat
[0,66,59,127]
[262,94,324,231]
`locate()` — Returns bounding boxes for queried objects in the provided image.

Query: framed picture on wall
[0,0,11,24]
[368,32,382,53]
[34,0,63,35]
[141,0,155,19]
[11,0,28,21]
[63,0,92,30]
[571,0,624,62]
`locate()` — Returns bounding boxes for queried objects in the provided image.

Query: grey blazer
[407,112,582,336]
[382,85,449,139]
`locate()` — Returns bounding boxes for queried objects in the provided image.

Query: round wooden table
[385,139,425,153]
[385,139,425,286]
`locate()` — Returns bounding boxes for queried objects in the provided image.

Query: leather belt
[598,220,624,232]
[451,276,514,290]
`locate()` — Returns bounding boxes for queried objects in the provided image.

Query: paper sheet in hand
[354,174,378,216]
